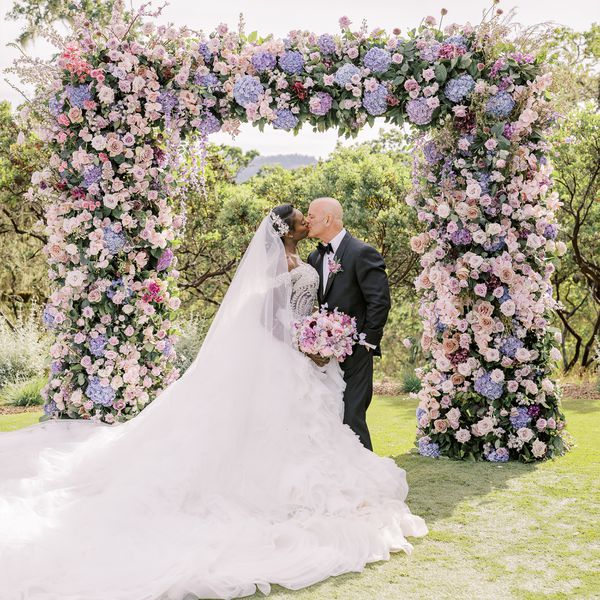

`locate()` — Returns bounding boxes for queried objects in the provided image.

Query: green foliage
[400,369,421,393]
[1,375,46,406]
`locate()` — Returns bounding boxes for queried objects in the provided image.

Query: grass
[2,395,598,600]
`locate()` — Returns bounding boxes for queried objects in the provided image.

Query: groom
[306,197,391,451]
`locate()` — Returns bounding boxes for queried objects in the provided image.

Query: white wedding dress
[0,216,427,600]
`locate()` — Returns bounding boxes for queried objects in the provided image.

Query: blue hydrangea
[194,72,219,87]
[279,50,304,74]
[444,74,475,103]
[162,339,173,356]
[334,63,361,86]
[363,47,392,73]
[318,34,337,55]
[479,171,491,194]
[544,223,558,240]
[362,83,388,116]
[42,305,57,329]
[483,236,506,252]
[44,400,57,416]
[197,112,221,135]
[82,165,102,189]
[416,407,427,420]
[418,438,441,458]
[85,376,116,407]
[499,335,524,358]
[251,50,277,73]
[419,41,441,62]
[406,97,434,125]
[272,109,298,131]
[486,447,510,462]
[65,84,92,108]
[474,371,504,400]
[48,96,63,116]
[510,407,532,429]
[158,91,178,115]
[485,91,515,119]
[443,35,469,50]
[88,334,107,357]
[499,288,511,303]
[50,360,63,375]
[106,277,133,300]
[423,140,443,164]
[103,226,126,255]
[198,42,213,63]
[233,76,264,107]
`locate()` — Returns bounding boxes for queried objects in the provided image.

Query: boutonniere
[327,256,343,274]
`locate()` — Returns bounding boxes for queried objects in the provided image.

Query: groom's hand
[307,353,329,367]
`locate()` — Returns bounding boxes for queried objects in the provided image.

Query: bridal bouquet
[293,307,364,363]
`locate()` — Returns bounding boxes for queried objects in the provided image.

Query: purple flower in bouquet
[309,92,333,116]
[443,35,469,50]
[544,223,558,240]
[42,305,57,329]
[102,225,126,255]
[510,407,532,429]
[85,376,115,407]
[50,360,63,374]
[418,437,441,458]
[450,228,472,246]
[194,72,220,88]
[48,96,63,116]
[416,407,427,420]
[486,447,509,462]
[499,335,523,358]
[272,109,299,130]
[483,236,505,252]
[334,63,360,86]
[88,334,107,357]
[158,91,178,116]
[510,52,535,64]
[406,98,434,125]
[252,50,277,73]
[485,91,515,119]
[279,50,304,74]
[233,76,264,107]
[157,248,174,272]
[197,112,221,135]
[474,371,504,400]
[362,83,388,116]
[198,42,213,63]
[423,140,443,164]
[161,339,174,356]
[318,34,337,55]
[363,47,392,73]
[44,400,57,416]
[444,74,475,103]
[82,165,102,189]
[65,84,92,108]
[419,41,441,62]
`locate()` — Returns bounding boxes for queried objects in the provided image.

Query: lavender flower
[474,371,504,400]
[82,165,102,189]
[423,140,442,164]
[334,63,360,86]
[194,72,219,87]
[272,109,298,130]
[42,305,57,329]
[318,34,337,55]
[544,224,558,240]
[65,84,92,108]
[233,76,264,107]
[157,248,174,272]
[50,360,63,374]
[416,407,427,420]
[486,447,509,462]
[363,47,392,73]
[44,400,57,416]
[510,407,532,429]
[309,92,333,116]
[406,98,434,125]
[197,112,221,135]
[85,376,116,407]
[198,42,213,63]
[419,41,441,62]
[88,334,107,357]
[48,97,63,116]
[279,50,304,75]
[450,228,472,246]
[103,226,126,255]
[252,50,277,73]
[418,437,441,458]
[485,91,515,119]
[499,335,523,358]
[443,35,469,50]
[444,74,475,103]
[158,91,178,116]
[362,83,388,116]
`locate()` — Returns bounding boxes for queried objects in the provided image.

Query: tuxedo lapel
[323,232,351,302]
[314,250,325,305]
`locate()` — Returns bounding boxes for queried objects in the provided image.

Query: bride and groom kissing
[0,196,426,600]
[273,196,392,451]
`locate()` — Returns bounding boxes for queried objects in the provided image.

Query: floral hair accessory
[269,211,290,237]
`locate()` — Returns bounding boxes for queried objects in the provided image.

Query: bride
[0,206,427,600]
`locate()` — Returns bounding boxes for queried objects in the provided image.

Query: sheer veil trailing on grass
[0,216,427,600]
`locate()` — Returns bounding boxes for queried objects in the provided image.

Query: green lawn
[2,395,598,600]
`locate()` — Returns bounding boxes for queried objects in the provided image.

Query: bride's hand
[307,353,330,367]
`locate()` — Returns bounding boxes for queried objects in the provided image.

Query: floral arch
[26,3,570,462]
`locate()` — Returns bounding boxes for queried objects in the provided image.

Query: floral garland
[18,2,570,460]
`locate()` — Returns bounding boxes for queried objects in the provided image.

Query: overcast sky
[1,0,597,158]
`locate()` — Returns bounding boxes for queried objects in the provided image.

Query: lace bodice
[290,262,319,319]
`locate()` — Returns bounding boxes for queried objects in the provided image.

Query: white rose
[436,203,450,218]
[517,427,534,442]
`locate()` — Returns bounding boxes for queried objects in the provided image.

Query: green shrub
[400,369,422,394]
[1,376,46,407]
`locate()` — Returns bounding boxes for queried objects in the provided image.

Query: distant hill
[235,154,317,183]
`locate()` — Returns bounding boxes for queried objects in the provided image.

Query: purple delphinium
[486,447,510,462]
[474,371,504,400]
[49,96,64,116]
[157,248,174,272]
[42,305,57,329]
[44,400,58,416]
[197,112,221,135]
[158,91,178,116]
[362,83,388,116]
[334,63,360,86]
[194,72,219,87]
[197,42,213,63]
[65,84,92,108]
[444,74,475,103]
[318,34,337,55]
[423,140,443,164]
[416,407,427,420]
[252,50,277,73]
[82,165,102,189]
[419,41,441,62]
[102,226,126,255]
[85,376,116,407]
[233,76,264,107]
[510,407,532,429]
[418,437,441,458]
[279,50,304,74]
[363,47,392,73]
[309,92,333,116]
[272,109,298,130]
[499,335,524,358]
[406,98,434,125]
[88,334,107,357]
[450,227,473,246]
[50,360,63,374]
[485,91,515,119]
[544,223,558,240]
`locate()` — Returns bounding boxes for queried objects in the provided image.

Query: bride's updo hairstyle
[270,204,295,240]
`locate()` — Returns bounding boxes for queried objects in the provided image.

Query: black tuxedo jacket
[308,232,391,357]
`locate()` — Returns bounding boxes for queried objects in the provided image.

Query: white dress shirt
[322,228,347,293]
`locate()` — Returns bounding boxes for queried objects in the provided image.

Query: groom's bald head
[306,197,344,241]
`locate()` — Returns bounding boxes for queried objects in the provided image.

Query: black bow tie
[317,242,334,255]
